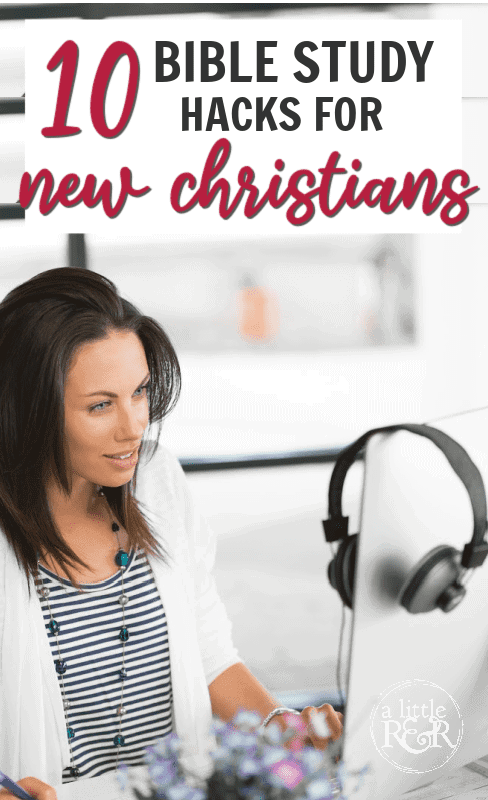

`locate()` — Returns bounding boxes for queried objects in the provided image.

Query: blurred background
[0,2,487,711]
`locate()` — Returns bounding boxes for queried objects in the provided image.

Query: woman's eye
[90,400,111,413]
[88,384,150,413]
[134,382,150,397]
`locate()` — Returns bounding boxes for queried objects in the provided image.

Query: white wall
[163,202,487,458]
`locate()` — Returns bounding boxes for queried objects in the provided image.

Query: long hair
[0,267,181,595]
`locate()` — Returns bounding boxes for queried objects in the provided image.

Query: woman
[0,268,343,800]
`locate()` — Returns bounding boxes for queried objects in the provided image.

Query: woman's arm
[208,662,344,749]
[164,451,343,749]
[208,662,286,727]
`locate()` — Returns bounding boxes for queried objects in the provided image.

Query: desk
[53,766,145,800]
[53,757,488,800]
[54,772,122,800]
[400,755,488,800]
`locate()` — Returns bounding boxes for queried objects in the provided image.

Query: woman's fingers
[300,704,344,751]
[0,777,58,800]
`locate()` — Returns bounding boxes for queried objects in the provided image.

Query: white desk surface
[54,766,146,800]
[53,757,488,800]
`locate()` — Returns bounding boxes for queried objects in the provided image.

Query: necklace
[34,490,133,779]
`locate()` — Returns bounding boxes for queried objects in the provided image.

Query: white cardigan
[0,445,242,787]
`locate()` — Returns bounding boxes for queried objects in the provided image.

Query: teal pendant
[115,549,129,567]
[114,734,125,746]
[48,619,60,635]
[119,626,129,642]
[67,727,75,740]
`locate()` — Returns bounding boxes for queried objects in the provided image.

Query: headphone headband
[323,423,488,571]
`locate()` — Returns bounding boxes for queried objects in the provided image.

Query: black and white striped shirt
[37,548,173,783]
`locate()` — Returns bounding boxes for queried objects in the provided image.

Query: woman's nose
[116,404,148,440]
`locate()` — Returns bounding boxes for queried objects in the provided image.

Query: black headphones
[323,423,488,614]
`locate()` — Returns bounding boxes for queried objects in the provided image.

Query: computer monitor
[341,407,488,799]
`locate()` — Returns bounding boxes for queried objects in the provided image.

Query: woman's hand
[301,704,344,751]
[0,777,58,800]
[281,704,344,752]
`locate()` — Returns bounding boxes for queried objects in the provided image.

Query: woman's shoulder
[138,440,182,480]
[136,440,187,507]
[135,441,193,553]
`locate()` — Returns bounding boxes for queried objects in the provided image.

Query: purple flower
[185,789,206,800]
[148,760,177,787]
[282,713,308,737]
[270,757,305,790]
[165,781,197,800]
[232,710,262,730]
[144,746,158,765]
[261,746,288,768]
[239,790,270,800]
[139,707,345,800]
[236,756,262,780]
[305,776,334,799]
[165,733,182,756]
[115,763,129,791]
[151,737,173,759]
[296,748,325,774]
[221,730,256,751]
[211,716,228,735]
[261,721,283,746]
[211,744,233,766]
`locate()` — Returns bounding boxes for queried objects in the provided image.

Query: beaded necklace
[34,490,136,779]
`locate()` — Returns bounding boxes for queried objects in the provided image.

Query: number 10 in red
[41,39,140,139]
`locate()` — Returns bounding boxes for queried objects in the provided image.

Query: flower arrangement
[116,710,371,800]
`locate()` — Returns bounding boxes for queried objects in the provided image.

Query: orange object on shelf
[238,275,279,342]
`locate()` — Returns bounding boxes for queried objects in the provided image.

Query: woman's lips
[104,450,138,468]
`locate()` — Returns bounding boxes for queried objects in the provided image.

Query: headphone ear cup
[328,534,357,610]
[399,545,465,614]
[327,557,338,590]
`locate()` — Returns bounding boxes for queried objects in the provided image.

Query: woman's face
[63,328,150,490]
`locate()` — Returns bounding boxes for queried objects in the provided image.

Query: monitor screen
[340,407,488,798]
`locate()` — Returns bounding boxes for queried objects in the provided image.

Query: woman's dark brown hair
[0,267,181,595]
